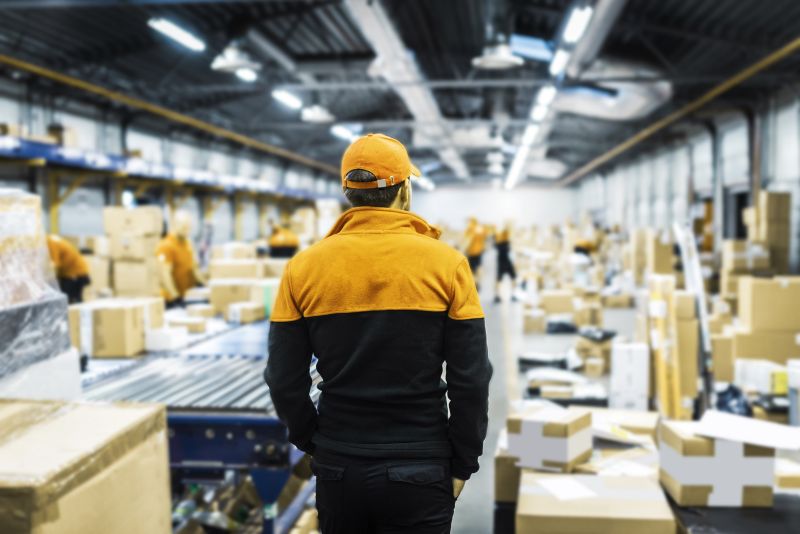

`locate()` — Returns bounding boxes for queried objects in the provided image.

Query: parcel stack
[744,190,792,274]
[104,205,163,297]
[0,189,79,400]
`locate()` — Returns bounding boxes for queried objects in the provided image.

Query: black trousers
[58,275,90,304]
[312,451,455,534]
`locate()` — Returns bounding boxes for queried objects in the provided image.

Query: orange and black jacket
[265,207,493,480]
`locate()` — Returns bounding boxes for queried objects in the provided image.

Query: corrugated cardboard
[540,290,574,314]
[187,303,215,319]
[113,259,161,297]
[574,303,602,327]
[524,308,546,333]
[676,319,699,399]
[674,291,696,320]
[568,406,659,439]
[515,473,675,534]
[646,230,673,275]
[169,316,206,334]
[738,276,800,332]
[103,206,163,237]
[211,242,256,260]
[584,357,604,378]
[261,258,289,278]
[659,419,774,507]
[575,337,612,365]
[494,429,521,503]
[721,240,769,273]
[775,458,800,489]
[109,234,159,261]
[68,301,145,358]
[209,279,278,318]
[209,259,263,279]
[601,293,632,308]
[128,296,165,330]
[732,329,800,364]
[228,301,266,324]
[83,255,110,300]
[506,405,592,472]
[711,333,734,382]
[0,400,171,534]
[758,190,791,222]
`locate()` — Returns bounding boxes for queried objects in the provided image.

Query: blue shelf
[0,135,337,201]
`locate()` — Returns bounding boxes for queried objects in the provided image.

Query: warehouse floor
[451,254,636,533]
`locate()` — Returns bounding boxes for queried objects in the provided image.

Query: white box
[0,348,81,400]
[145,327,189,352]
[735,359,787,394]
[610,342,650,395]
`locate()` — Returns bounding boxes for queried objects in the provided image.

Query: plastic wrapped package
[0,399,171,533]
[0,189,70,380]
[0,188,58,307]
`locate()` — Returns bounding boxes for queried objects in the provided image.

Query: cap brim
[410,163,421,177]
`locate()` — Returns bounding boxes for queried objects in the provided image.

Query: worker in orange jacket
[268,221,300,258]
[463,217,487,290]
[157,210,206,308]
[46,235,91,303]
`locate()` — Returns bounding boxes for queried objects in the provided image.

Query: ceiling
[0,0,798,186]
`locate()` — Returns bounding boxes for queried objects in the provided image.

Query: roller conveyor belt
[83,354,321,412]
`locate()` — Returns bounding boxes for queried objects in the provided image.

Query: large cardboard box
[574,302,602,327]
[261,258,289,278]
[732,329,800,364]
[539,290,574,314]
[676,318,699,400]
[103,206,163,236]
[601,293,632,308]
[209,259,263,279]
[721,240,769,273]
[758,190,791,222]
[113,259,161,297]
[68,301,145,358]
[109,234,159,261]
[0,400,171,533]
[711,334,734,382]
[211,242,256,260]
[568,406,659,440]
[494,429,520,504]
[738,276,800,332]
[646,230,673,275]
[169,316,206,334]
[83,255,110,300]
[659,419,774,507]
[506,404,592,472]
[187,303,214,319]
[515,473,675,534]
[575,336,612,366]
[228,302,266,324]
[523,308,546,333]
[130,296,165,330]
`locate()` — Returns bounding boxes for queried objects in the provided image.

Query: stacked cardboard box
[645,229,673,276]
[209,278,280,320]
[746,191,792,273]
[209,259,263,279]
[104,206,163,297]
[523,308,546,333]
[211,242,257,260]
[733,276,800,365]
[609,342,650,411]
[0,399,171,533]
[719,240,770,313]
[67,297,163,358]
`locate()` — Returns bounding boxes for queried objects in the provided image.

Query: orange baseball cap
[341,133,421,189]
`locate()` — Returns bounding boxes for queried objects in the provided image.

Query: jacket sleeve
[444,258,493,480]
[265,261,318,454]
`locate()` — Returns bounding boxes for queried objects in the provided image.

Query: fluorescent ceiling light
[509,34,553,62]
[549,49,571,76]
[562,5,594,44]
[536,85,557,107]
[271,89,302,110]
[330,124,357,142]
[148,18,205,52]
[521,124,541,147]
[413,175,436,191]
[530,105,549,122]
[504,145,531,190]
[235,68,258,83]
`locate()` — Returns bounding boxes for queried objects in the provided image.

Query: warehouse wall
[414,186,577,231]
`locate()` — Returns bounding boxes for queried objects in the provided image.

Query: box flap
[696,410,800,451]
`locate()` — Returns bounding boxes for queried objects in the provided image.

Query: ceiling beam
[0,0,295,7]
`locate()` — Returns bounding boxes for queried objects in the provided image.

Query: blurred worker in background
[268,219,300,258]
[463,217,487,290]
[46,235,90,303]
[157,210,205,308]
[266,133,492,533]
[493,221,518,304]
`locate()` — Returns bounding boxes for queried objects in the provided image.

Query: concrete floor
[450,254,637,534]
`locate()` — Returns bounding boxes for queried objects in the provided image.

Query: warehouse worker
[266,133,492,533]
[46,235,90,303]
[157,210,205,308]
[463,217,487,290]
[268,220,300,258]
[493,221,518,304]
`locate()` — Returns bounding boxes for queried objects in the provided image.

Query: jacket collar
[326,207,441,239]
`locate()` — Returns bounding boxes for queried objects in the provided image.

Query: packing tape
[508,421,592,471]
[648,300,667,319]
[659,438,774,506]
[79,307,94,356]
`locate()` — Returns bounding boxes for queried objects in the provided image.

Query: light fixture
[529,105,548,122]
[562,5,594,44]
[509,34,553,62]
[330,124,357,142]
[412,175,436,191]
[520,124,541,147]
[488,161,505,176]
[271,89,302,110]
[549,49,571,76]
[472,43,524,70]
[148,18,205,52]
[235,68,258,83]
[504,145,530,190]
[301,105,335,124]
[536,84,557,107]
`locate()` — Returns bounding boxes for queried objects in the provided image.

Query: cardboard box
[758,190,791,222]
[674,291,696,320]
[0,400,171,533]
[720,270,742,297]
[145,327,189,352]
[103,206,163,236]
[711,334,734,382]
[708,312,732,335]
[515,473,675,534]
[187,303,215,319]
[575,336,612,366]
[211,242,256,260]
[68,301,145,358]
[83,255,110,300]
[228,302,266,324]
[524,308,546,333]
[735,359,788,394]
[109,234,159,261]
[601,293,632,308]
[775,458,800,489]
[169,316,206,334]
[495,429,521,503]
[506,404,592,472]
[573,444,659,479]
[184,286,210,303]
[540,290,574,314]
[739,277,800,332]
[568,406,659,440]
[722,241,769,273]
[584,357,604,378]
[610,343,650,411]
[574,303,602,327]
[261,258,289,278]
[113,259,161,297]
[676,319,699,400]
[732,329,800,364]
[646,230,673,275]
[659,419,774,507]
[209,259,263,279]
[130,296,165,329]
[209,279,278,318]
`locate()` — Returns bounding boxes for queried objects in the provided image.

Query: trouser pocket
[383,463,455,530]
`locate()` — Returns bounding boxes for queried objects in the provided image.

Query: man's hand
[452,478,466,499]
